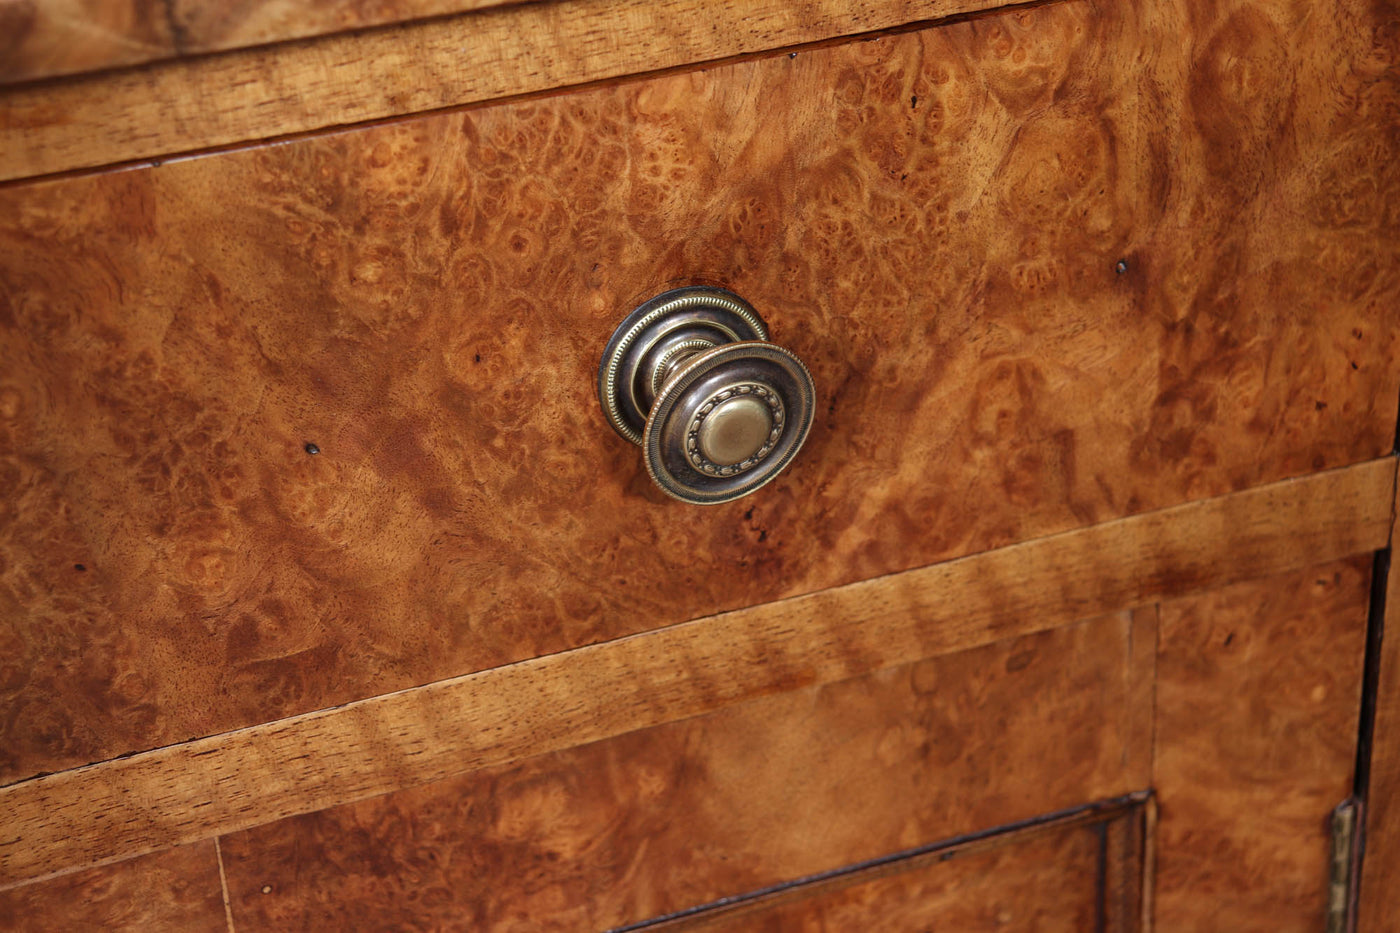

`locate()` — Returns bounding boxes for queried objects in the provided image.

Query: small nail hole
[304,442,320,455]
[1115,259,1129,274]
[74,563,86,572]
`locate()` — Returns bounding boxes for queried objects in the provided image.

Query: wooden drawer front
[2,0,1395,787]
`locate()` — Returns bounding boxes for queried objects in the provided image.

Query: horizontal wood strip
[0,458,1392,890]
[0,0,528,86]
[0,0,1013,183]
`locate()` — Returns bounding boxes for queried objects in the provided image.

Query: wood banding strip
[0,0,1013,183]
[0,0,527,86]
[0,457,1393,890]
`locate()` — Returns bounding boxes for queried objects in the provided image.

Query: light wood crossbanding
[1153,559,1373,930]
[0,0,1013,181]
[0,0,527,85]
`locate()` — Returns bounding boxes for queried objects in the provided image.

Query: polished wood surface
[1153,558,1372,931]
[1137,3,1400,922]
[0,842,227,932]
[4,463,1386,889]
[1137,0,1400,490]
[217,615,1151,930]
[1,0,1397,924]
[2,0,1130,782]
[0,0,1014,181]
[0,0,175,84]
[0,0,523,84]
[642,800,1148,932]
[4,0,1397,791]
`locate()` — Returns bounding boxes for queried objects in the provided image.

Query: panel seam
[214,837,237,933]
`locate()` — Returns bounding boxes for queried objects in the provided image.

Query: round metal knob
[598,286,816,505]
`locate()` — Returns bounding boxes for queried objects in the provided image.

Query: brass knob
[598,286,816,505]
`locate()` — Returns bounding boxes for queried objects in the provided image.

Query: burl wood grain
[3,465,1385,889]
[646,799,1149,931]
[1153,557,1372,931]
[1136,0,1400,491]
[650,822,1105,932]
[0,842,227,932]
[1,0,1396,784]
[217,611,1152,931]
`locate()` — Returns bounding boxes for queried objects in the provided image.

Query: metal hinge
[1327,799,1362,933]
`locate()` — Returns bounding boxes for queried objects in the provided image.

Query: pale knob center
[697,394,775,466]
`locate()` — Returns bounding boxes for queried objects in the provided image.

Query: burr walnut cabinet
[2,0,1400,929]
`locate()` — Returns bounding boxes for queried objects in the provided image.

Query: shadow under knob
[598,287,815,505]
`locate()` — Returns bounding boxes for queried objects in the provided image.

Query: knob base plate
[597,286,768,446]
